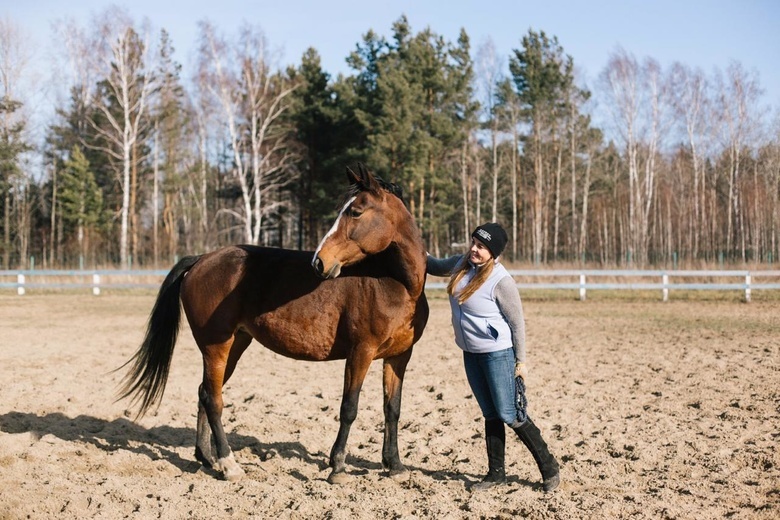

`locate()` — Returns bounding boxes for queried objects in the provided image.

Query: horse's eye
[348,207,363,218]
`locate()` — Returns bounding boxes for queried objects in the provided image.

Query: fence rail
[2,269,780,301]
[0,270,168,296]
[428,269,780,302]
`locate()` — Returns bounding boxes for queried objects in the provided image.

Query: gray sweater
[426,254,527,363]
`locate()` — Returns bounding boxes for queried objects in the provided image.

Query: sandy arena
[0,292,777,519]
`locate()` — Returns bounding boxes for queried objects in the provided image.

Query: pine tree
[59,146,103,264]
[0,96,32,268]
[345,17,478,249]
[509,30,576,263]
[290,48,360,249]
[154,29,191,263]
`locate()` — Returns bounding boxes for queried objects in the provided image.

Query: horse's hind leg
[195,330,252,467]
[195,392,215,467]
[328,348,374,484]
[381,348,413,478]
[196,330,252,481]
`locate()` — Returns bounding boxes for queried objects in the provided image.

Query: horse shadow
[0,411,476,484]
[0,411,324,477]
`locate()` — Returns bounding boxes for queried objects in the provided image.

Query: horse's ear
[357,163,381,192]
[346,165,360,186]
[347,163,381,192]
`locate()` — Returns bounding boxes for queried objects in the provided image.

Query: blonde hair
[447,258,495,305]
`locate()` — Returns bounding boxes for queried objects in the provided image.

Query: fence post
[17,274,25,296]
[92,274,101,296]
[662,274,669,302]
[579,274,586,301]
[745,273,751,303]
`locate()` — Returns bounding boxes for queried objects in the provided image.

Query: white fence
[0,270,168,296]
[427,269,780,302]
[2,269,780,302]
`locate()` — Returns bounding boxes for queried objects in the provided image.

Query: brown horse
[118,164,429,483]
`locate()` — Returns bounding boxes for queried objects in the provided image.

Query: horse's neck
[387,214,426,297]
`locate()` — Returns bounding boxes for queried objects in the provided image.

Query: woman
[427,222,560,492]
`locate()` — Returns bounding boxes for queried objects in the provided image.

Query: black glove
[515,375,528,423]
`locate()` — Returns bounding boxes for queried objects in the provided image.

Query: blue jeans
[463,348,522,427]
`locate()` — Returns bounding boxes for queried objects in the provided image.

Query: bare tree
[50,19,96,267]
[599,48,671,264]
[0,16,34,268]
[64,7,158,268]
[577,134,597,260]
[495,78,522,260]
[475,37,505,224]
[600,49,641,263]
[197,21,297,245]
[765,118,780,261]
[641,57,673,260]
[190,85,214,251]
[668,62,711,259]
[564,66,593,262]
[714,62,764,260]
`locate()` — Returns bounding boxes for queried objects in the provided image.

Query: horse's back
[179,245,425,361]
[178,245,309,337]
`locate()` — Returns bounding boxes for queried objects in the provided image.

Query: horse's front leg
[381,348,413,478]
[328,349,373,484]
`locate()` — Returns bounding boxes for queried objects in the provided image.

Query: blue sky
[5,0,780,109]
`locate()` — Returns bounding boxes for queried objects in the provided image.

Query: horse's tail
[116,255,201,418]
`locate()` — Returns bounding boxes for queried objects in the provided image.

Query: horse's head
[312,164,406,279]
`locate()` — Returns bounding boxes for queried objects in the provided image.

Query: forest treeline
[1,9,778,269]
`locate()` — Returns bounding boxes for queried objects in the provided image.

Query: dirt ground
[0,291,777,519]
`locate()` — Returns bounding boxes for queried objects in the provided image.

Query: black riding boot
[471,418,506,491]
[512,417,560,492]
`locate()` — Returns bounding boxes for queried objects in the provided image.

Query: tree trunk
[461,141,469,243]
[578,151,592,263]
[50,163,57,268]
[131,139,139,266]
[153,121,159,267]
[553,140,562,260]
[3,190,9,268]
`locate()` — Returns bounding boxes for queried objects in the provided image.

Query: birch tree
[761,121,780,260]
[191,68,217,252]
[0,16,34,268]
[668,63,711,258]
[475,37,504,224]
[714,62,763,259]
[599,48,671,264]
[600,49,641,263]
[48,19,98,267]
[495,78,522,260]
[71,7,157,268]
[197,21,297,245]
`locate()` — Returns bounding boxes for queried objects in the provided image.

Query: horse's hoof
[215,454,245,481]
[388,468,409,482]
[222,466,245,481]
[327,471,352,485]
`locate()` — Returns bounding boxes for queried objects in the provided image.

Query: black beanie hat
[472,222,508,258]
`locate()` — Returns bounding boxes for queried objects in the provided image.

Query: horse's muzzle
[312,256,341,279]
